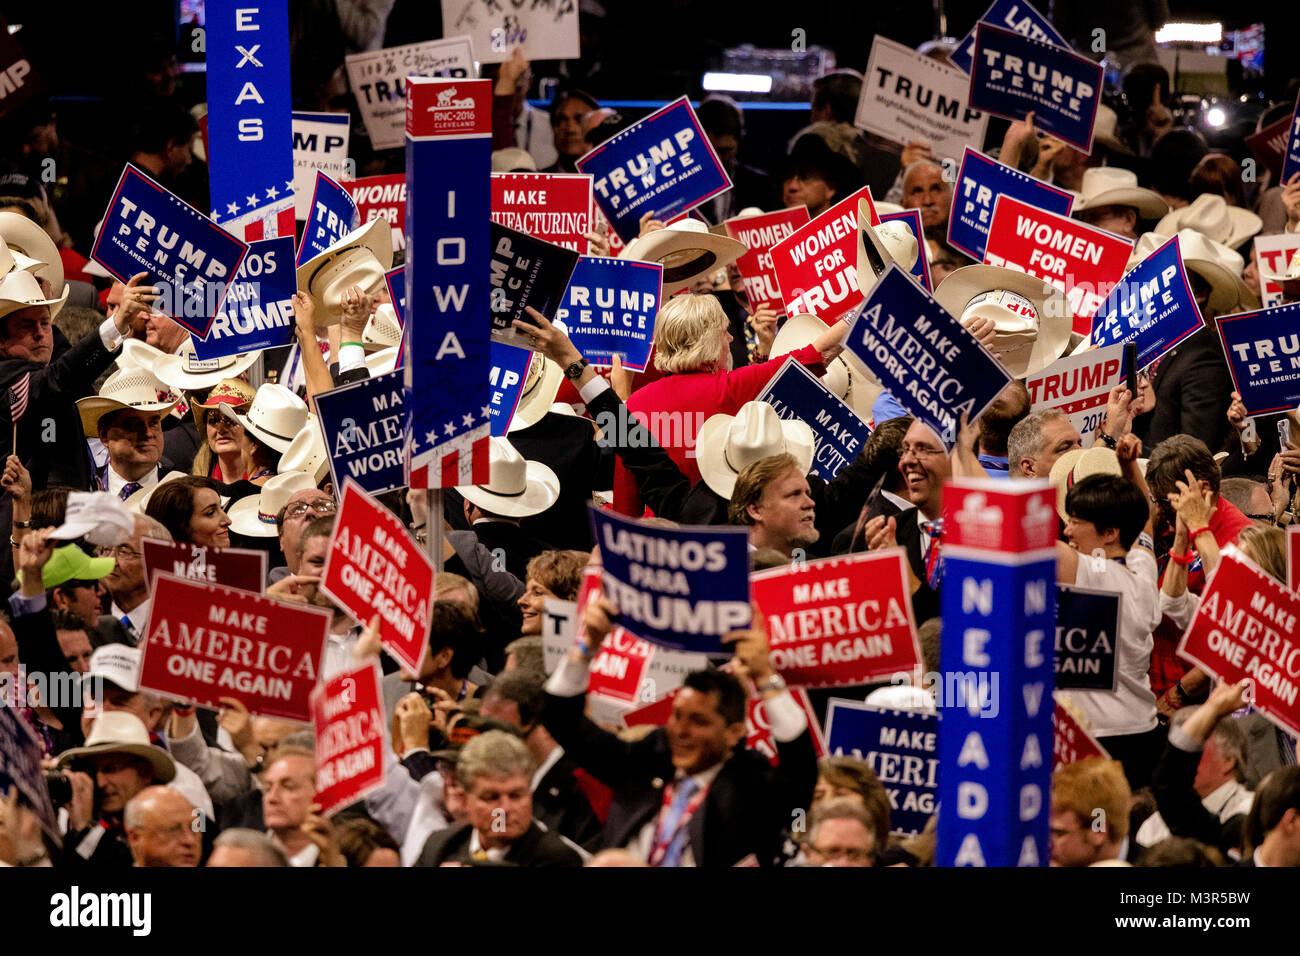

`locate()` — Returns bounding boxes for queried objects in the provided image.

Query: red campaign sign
[724,207,810,312]
[0,15,41,120]
[746,687,827,766]
[348,174,406,246]
[140,537,268,594]
[1177,547,1300,737]
[750,550,922,689]
[311,661,386,816]
[1052,695,1109,770]
[942,479,1058,555]
[1246,115,1292,184]
[138,573,330,723]
[771,186,879,325]
[1289,527,1300,593]
[623,689,677,728]
[572,564,654,704]
[983,194,1134,335]
[321,480,434,675]
[405,77,492,139]
[491,173,593,254]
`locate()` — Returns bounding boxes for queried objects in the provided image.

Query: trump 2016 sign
[750,550,922,688]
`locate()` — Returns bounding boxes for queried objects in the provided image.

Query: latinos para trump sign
[750,550,922,689]
[949,0,1071,74]
[1177,546,1300,737]
[968,23,1103,152]
[855,35,988,162]
[948,146,1074,263]
[724,207,810,312]
[1217,303,1300,416]
[93,164,250,339]
[192,236,297,360]
[846,265,1012,444]
[771,185,877,325]
[577,97,732,244]
[138,573,329,723]
[311,662,386,816]
[589,507,750,655]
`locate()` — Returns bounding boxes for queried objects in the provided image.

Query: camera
[45,770,72,806]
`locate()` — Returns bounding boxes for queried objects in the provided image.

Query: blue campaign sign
[193,236,297,359]
[755,357,871,480]
[296,172,359,267]
[490,222,580,346]
[384,267,407,323]
[205,0,295,241]
[316,369,407,496]
[404,78,493,490]
[969,23,1103,153]
[846,265,1012,445]
[577,96,733,243]
[589,506,751,654]
[488,341,533,437]
[880,209,934,292]
[1055,584,1119,692]
[1217,303,1300,415]
[553,256,663,371]
[1090,235,1205,370]
[1283,94,1300,184]
[93,164,250,339]
[947,147,1074,262]
[824,699,938,836]
[949,0,1070,74]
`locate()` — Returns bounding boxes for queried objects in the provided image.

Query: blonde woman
[190,379,256,483]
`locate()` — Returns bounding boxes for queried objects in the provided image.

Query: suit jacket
[507,410,607,552]
[533,753,604,851]
[542,689,817,867]
[460,520,552,584]
[162,417,200,475]
[413,821,582,867]
[11,603,84,748]
[861,494,939,622]
[1149,739,1247,858]
[1135,328,1234,455]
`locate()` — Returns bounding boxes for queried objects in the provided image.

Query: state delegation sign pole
[426,488,443,573]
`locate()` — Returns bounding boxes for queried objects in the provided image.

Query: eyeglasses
[899,443,945,460]
[810,845,873,864]
[95,545,140,561]
[285,500,337,519]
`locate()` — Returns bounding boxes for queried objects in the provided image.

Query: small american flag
[8,371,30,424]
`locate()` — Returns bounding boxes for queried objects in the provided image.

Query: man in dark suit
[1236,764,1300,867]
[542,603,817,867]
[454,437,557,582]
[413,730,583,867]
[480,669,604,851]
[508,410,607,552]
[1134,327,1235,455]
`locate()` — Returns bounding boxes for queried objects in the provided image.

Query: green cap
[18,544,116,590]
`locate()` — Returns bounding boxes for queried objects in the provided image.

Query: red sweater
[612,344,825,515]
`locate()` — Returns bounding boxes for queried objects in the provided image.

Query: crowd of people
[0,8,1299,871]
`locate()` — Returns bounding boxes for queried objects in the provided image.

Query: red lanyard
[647,778,710,867]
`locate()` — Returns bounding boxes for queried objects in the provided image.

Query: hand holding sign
[1282,174,1300,230]
[724,602,776,686]
[113,272,160,340]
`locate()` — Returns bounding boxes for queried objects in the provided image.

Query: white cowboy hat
[116,338,168,372]
[0,211,64,317]
[0,233,43,276]
[1048,446,1122,521]
[771,313,882,420]
[57,711,176,784]
[221,383,309,454]
[491,147,537,172]
[696,401,815,499]
[226,469,318,537]
[1125,229,1255,315]
[1262,247,1300,300]
[151,338,259,391]
[0,268,68,323]
[857,200,920,294]
[873,201,905,217]
[934,265,1074,379]
[1071,167,1168,220]
[75,366,180,437]
[279,419,330,484]
[507,350,565,432]
[457,437,560,518]
[122,470,196,514]
[295,217,393,327]
[363,303,402,349]
[1092,105,1134,157]
[364,347,398,377]
[1155,193,1261,251]
[620,218,748,290]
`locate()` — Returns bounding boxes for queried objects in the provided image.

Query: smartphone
[1279,419,1292,449]
[1124,342,1137,399]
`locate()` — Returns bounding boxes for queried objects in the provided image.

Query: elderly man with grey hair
[413,730,583,867]
[207,828,291,867]
[98,513,172,644]
[124,785,201,867]
[1007,409,1083,479]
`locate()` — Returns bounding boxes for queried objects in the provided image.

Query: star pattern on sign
[266,186,279,199]
[227,202,240,216]
[462,413,475,428]
[444,422,457,437]
[425,429,438,447]
[246,194,259,208]
[480,405,491,419]
[210,209,221,221]
[285,179,294,191]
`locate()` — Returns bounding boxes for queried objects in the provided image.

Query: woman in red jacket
[614,293,847,515]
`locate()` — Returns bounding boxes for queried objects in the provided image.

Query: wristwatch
[1096,430,1118,449]
[564,357,589,380]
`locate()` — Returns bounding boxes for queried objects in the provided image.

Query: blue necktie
[119,481,142,501]
[656,778,700,867]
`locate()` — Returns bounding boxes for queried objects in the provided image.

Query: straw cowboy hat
[221,383,309,454]
[121,469,193,514]
[116,337,169,372]
[0,211,65,317]
[279,419,331,484]
[492,147,537,173]
[457,437,560,518]
[0,233,44,276]
[1071,167,1168,220]
[857,199,920,294]
[296,217,393,326]
[151,339,259,392]
[771,313,881,420]
[1048,446,1121,521]
[621,218,747,290]
[695,401,815,499]
[1092,105,1134,156]
[0,268,68,323]
[363,303,402,349]
[364,347,399,377]
[1125,230,1256,315]
[1155,193,1261,251]
[57,711,176,783]
[226,469,318,537]
[934,265,1074,379]
[76,367,180,437]
[507,350,565,432]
